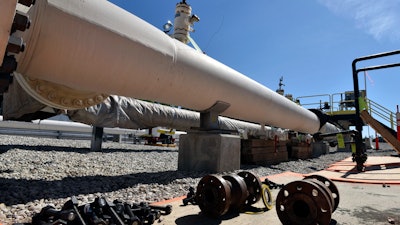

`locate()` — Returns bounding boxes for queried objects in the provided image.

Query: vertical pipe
[391,112,394,130]
[352,59,365,171]
[91,126,103,151]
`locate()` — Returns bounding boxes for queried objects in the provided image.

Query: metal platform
[311,156,400,185]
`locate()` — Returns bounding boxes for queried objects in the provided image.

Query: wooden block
[242,139,286,148]
[241,148,288,165]
[241,139,289,164]
[242,139,274,148]
[292,145,311,159]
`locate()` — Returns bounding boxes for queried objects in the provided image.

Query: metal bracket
[90,126,104,151]
[199,101,230,132]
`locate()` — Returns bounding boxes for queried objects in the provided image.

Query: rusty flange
[276,179,333,225]
[305,174,340,211]
[195,175,231,217]
[305,179,334,215]
[237,171,262,206]
[195,172,262,217]
[222,174,249,210]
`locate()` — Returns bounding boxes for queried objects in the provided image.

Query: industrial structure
[0,0,399,172]
[1,1,400,225]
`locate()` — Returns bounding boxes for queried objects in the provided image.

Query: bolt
[12,11,31,32]
[7,36,25,54]
[18,0,35,7]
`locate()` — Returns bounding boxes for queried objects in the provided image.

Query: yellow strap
[261,184,273,210]
[358,97,368,111]
[241,184,273,214]
[351,143,356,153]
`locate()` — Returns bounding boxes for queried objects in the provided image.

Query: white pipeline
[15,0,321,134]
[0,116,146,136]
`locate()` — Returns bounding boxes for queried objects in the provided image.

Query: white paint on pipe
[15,0,321,134]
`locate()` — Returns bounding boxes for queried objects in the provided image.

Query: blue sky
[109,0,400,129]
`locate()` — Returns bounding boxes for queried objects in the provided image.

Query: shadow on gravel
[0,144,177,154]
[0,170,205,205]
[175,210,240,225]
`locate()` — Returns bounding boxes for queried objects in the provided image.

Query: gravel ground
[0,134,396,224]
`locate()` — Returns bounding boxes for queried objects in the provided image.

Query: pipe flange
[237,171,262,206]
[222,174,249,210]
[276,180,333,225]
[304,179,334,214]
[14,73,108,109]
[304,175,340,211]
[195,175,231,217]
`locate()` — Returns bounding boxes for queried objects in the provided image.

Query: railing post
[368,99,372,115]
[390,112,394,130]
[397,106,400,141]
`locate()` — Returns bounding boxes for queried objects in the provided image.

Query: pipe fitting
[195,171,262,217]
[7,35,25,53]
[276,175,340,225]
[0,0,34,93]
[0,56,17,93]
[12,11,31,32]
[18,0,35,7]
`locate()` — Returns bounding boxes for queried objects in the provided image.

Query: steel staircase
[360,110,400,154]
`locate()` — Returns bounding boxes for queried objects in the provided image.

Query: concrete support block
[178,133,241,173]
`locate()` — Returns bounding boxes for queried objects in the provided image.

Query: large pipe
[0,116,146,136]
[2,80,338,139]
[67,95,283,139]
[14,0,321,134]
[68,95,339,138]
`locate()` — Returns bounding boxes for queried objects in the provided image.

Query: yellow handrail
[366,98,395,129]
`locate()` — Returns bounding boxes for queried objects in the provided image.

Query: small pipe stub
[195,174,232,217]
[276,175,340,225]
[305,174,339,212]
[195,171,262,217]
[18,0,36,7]
[237,171,263,206]
[173,0,199,44]
[222,174,248,210]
